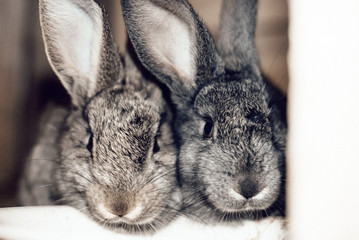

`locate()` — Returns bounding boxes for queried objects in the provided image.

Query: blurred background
[0,0,288,207]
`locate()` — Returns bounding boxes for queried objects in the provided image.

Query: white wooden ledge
[0,206,285,240]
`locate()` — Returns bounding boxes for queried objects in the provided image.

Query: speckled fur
[122,0,287,223]
[19,0,180,234]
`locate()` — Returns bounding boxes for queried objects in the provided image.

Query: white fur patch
[124,204,143,221]
[228,188,246,201]
[97,203,144,223]
[253,186,270,201]
[229,186,270,202]
[97,203,117,220]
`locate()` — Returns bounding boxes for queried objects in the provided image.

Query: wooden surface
[0,206,286,240]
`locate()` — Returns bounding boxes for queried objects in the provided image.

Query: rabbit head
[122,0,286,222]
[39,0,180,232]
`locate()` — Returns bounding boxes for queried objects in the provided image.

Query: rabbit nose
[104,192,136,217]
[106,201,132,217]
[239,178,259,199]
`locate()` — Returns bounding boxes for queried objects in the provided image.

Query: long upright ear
[121,0,224,98]
[39,0,122,106]
[217,0,260,75]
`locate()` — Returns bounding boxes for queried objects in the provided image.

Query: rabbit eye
[86,128,93,153]
[203,120,214,139]
[153,137,160,154]
[248,111,263,124]
[86,135,93,153]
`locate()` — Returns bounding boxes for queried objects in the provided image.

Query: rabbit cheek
[55,116,94,208]
[194,143,281,213]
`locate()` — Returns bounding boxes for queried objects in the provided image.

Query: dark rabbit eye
[86,135,93,152]
[248,111,263,124]
[203,120,214,139]
[153,138,160,154]
[86,128,93,152]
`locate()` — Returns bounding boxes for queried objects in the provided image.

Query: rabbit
[18,0,181,233]
[121,0,287,223]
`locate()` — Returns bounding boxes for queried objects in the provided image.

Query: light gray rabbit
[18,0,181,233]
[121,0,287,223]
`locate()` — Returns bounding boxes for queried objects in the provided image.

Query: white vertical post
[288,0,359,239]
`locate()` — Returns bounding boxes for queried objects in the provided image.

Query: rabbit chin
[209,186,277,213]
[94,203,156,225]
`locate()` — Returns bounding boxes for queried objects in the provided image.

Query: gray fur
[19,0,180,234]
[122,0,287,223]
[218,0,260,75]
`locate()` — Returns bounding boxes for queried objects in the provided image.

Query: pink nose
[104,192,136,217]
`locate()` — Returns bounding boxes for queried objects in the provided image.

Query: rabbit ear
[217,0,260,75]
[121,0,224,98]
[39,0,122,106]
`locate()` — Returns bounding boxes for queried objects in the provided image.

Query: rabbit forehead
[193,81,269,118]
[88,99,159,156]
[86,87,161,128]
[87,103,160,138]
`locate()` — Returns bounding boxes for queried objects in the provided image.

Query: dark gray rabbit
[18,0,181,233]
[121,0,287,223]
